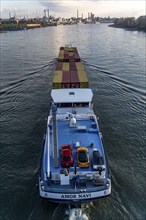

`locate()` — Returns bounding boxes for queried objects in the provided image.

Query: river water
[0,24,145,220]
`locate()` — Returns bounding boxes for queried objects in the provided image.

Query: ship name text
[61,193,91,199]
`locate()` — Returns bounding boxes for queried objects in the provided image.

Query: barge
[39,47,111,204]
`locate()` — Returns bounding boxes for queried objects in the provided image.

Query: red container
[70,71,80,88]
[70,71,78,81]
[73,48,77,52]
[69,62,77,71]
[64,54,69,62]
[74,53,80,62]
[75,55,80,59]
[56,62,63,71]
[69,62,76,66]
[70,66,77,71]
[69,57,75,61]
[62,71,71,88]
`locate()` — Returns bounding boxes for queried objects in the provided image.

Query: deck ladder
[52,113,59,168]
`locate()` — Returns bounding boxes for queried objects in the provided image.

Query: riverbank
[109,24,146,32]
[0,22,57,32]
[0,23,25,31]
[109,16,146,32]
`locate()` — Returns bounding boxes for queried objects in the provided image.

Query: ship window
[63,156,71,161]
[93,150,104,165]
[69,92,75,95]
[78,151,88,162]
[73,102,89,107]
[57,103,72,107]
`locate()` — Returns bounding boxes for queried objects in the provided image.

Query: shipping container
[77,70,89,88]
[69,57,75,62]
[58,53,64,61]
[53,71,63,89]
[70,66,77,71]
[69,48,74,52]
[79,82,89,88]
[73,47,77,52]
[53,71,63,80]
[64,51,68,55]
[64,47,75,52]
[64,47,70,51]
[60,50,64,55]
[69,62,77,71]
[70,71,80,88]
[53,71,62,77]
[56,62,63,71]
[76,62,84,70]
[69,52,74,57]
[55,47,88,88]
[64,54,69,62]
[62,71,71,88]
[69,62,76,66]
[63,62,69,71]
[77,70,88,78]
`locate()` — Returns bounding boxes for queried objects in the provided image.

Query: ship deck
[50,115,104,173]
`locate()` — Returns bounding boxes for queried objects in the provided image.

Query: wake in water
[65,206,89,220]
[83,59,146,98]
[50,203,90,220]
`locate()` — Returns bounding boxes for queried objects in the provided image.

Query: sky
[0,0,145,19]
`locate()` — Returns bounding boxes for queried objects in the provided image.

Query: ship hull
[39,180,111,204]
[39,47,111,205]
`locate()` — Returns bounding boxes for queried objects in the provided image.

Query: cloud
[1,8,42,19]
[1,0,145,19]
[39,0,145,18]
[38,0,97,15]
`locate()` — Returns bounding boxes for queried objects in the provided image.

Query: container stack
[58,47,80,62]
[53,47,89,89]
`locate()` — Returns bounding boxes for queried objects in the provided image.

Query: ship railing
[52,113,59,168]
[51,172,60,183]
[56,113,69,121]
[69,171,94,181]
[45,185,106,193]
[56,113,96,122]
[43,126,51,178]
[47,171,107,189]
[76,113,96,121]
[76,114,89,120]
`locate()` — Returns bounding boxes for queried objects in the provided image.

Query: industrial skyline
[1,0,145,19]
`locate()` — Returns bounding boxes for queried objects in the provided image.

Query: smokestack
[77,9,79,18]
[47,9,49,18]
[44,9,46,17]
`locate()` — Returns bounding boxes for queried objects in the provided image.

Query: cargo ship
[39,47,111,204]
